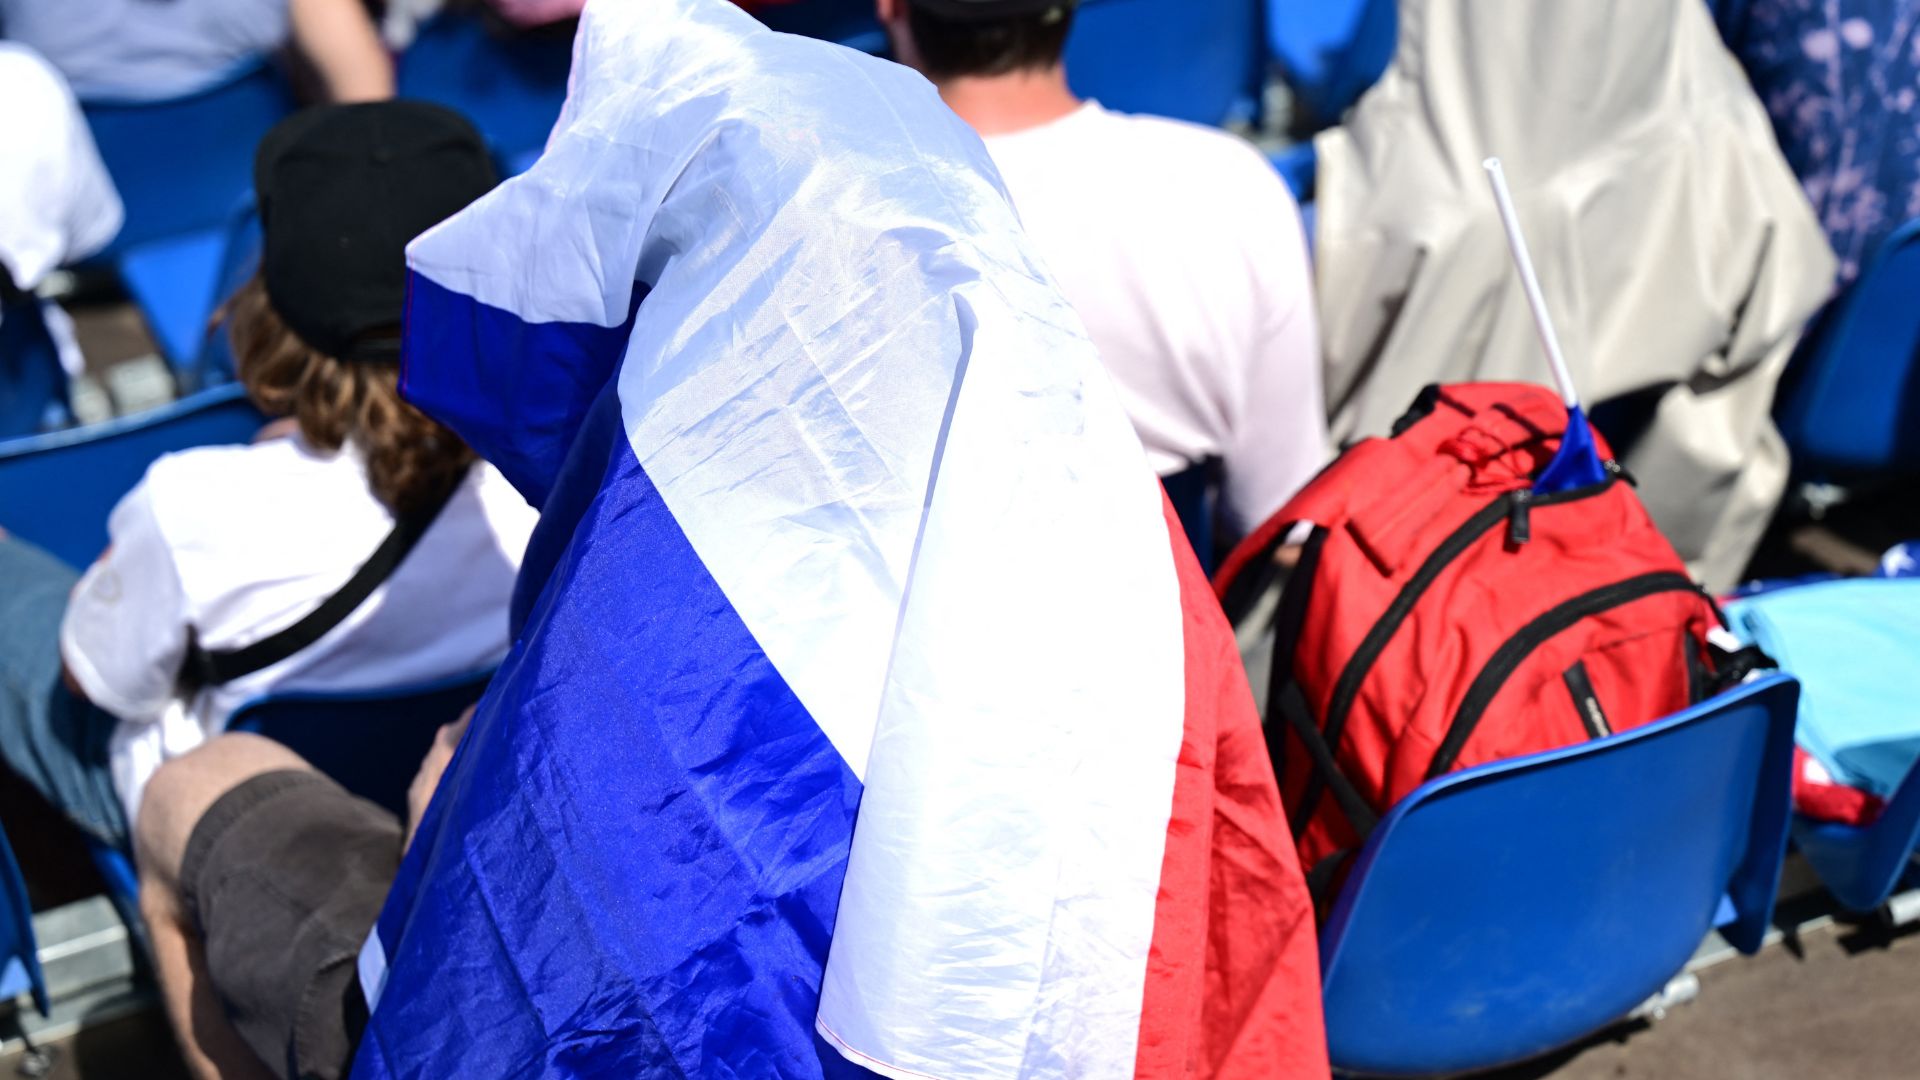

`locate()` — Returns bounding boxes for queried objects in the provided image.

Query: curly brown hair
[225,275,475,516]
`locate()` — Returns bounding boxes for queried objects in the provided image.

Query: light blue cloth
[0,0,285,101]
[1728,578,1920,797]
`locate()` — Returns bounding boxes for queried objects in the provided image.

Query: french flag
[353,1,1327,1076]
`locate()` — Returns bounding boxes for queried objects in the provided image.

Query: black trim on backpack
[1684,633,1714,705]
[1276,681,1378,843]
[1562,661,1612,739]
[179,472,468,691]
[1426,572,1699,778]
[1305,846,1358,913]
[1707,641,1777,695]
[1389,384,1474,437]
[1262,526,1329,788]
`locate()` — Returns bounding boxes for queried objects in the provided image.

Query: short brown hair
[226,275,475,516]
[905,4,1074,81]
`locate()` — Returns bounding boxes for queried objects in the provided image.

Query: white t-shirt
[60,435,537,823]
[982,102,1330,537]
[0,44,121,292]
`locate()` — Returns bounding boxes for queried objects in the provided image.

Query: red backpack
[1214,383,1761,900]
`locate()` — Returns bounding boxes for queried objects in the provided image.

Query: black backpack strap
[1275,679,1379,842]
[1305,847,1357,914]
[181,474,467,690]
[1691,584,1779,698]
[1258,526,1326,783]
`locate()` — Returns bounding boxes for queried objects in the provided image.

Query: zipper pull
[1507,489,1532,545]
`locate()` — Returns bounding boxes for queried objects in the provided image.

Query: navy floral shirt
[1732,0,1920,286]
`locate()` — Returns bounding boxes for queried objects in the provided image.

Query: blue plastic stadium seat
[1317,675,1799,1077]
[188,198,266,389]
[83,62,294,368]
[228,669,495,818]
[1776,217,1920,477]
[117,229,230,370]
[83,61,295,255]
[1266,0,1395,132]
[1,823,49,1019]
[398,15,574,172]
[1793,760,1920,913]
[754,0,1265,128]
[1270,141,1317,203]
[1065,0,1264,127]
[0,298,69,439]
[0,383,265,570]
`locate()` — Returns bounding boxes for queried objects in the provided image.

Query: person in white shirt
[878,0,1330,554]
[0,102,534,866]
[0,44,122,432]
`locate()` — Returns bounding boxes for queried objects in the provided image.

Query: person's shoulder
[144,436,309,491]
[1090,107,1297,207]
[140,437,342,535]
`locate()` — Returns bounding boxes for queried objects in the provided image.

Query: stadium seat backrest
[1266,0,1395,131]
[0,299,67,439]
[1066,0,1265,127]
[1,823,49,1017]
[1792,756,1920,913]
[227,670,496,818]
[397,16,573,171]
[83,61,296,253]
[1317,674,1798,1077]
[0,383,266,569]
[1776,217,1920,476]
[186,197,266,388]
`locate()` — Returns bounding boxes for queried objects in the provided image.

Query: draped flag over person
[353,1,1327,1075]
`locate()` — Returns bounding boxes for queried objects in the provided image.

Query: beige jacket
[1313,0,1834,590]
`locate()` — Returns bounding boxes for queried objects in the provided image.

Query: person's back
[65,413,532,820]
[0,101,533,850]
[0,44,121,432]
[1312,0,1833,590]
[881,0,1329,543]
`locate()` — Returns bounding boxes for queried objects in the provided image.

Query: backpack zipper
[1424,571,1699,779]
[1291,476,1617,829]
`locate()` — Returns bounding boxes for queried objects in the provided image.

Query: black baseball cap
[254,101,496,363]
[908,0,1077,19]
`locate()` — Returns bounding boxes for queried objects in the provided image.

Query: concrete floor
[1490,916,1920,1080]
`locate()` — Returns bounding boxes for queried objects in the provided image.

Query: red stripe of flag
[1133,494,1330,1078]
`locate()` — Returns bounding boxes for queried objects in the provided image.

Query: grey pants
[0,537,127,848]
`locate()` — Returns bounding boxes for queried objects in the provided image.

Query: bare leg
[139,875,275,1080]
[135,734,315,1080]
[288,0,395,103]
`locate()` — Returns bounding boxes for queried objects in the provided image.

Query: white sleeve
[59,479,192,725]
[1219,178,1332,540]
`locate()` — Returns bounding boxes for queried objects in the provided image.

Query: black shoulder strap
[181,473,467,690]
[1275,679,1380,842]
